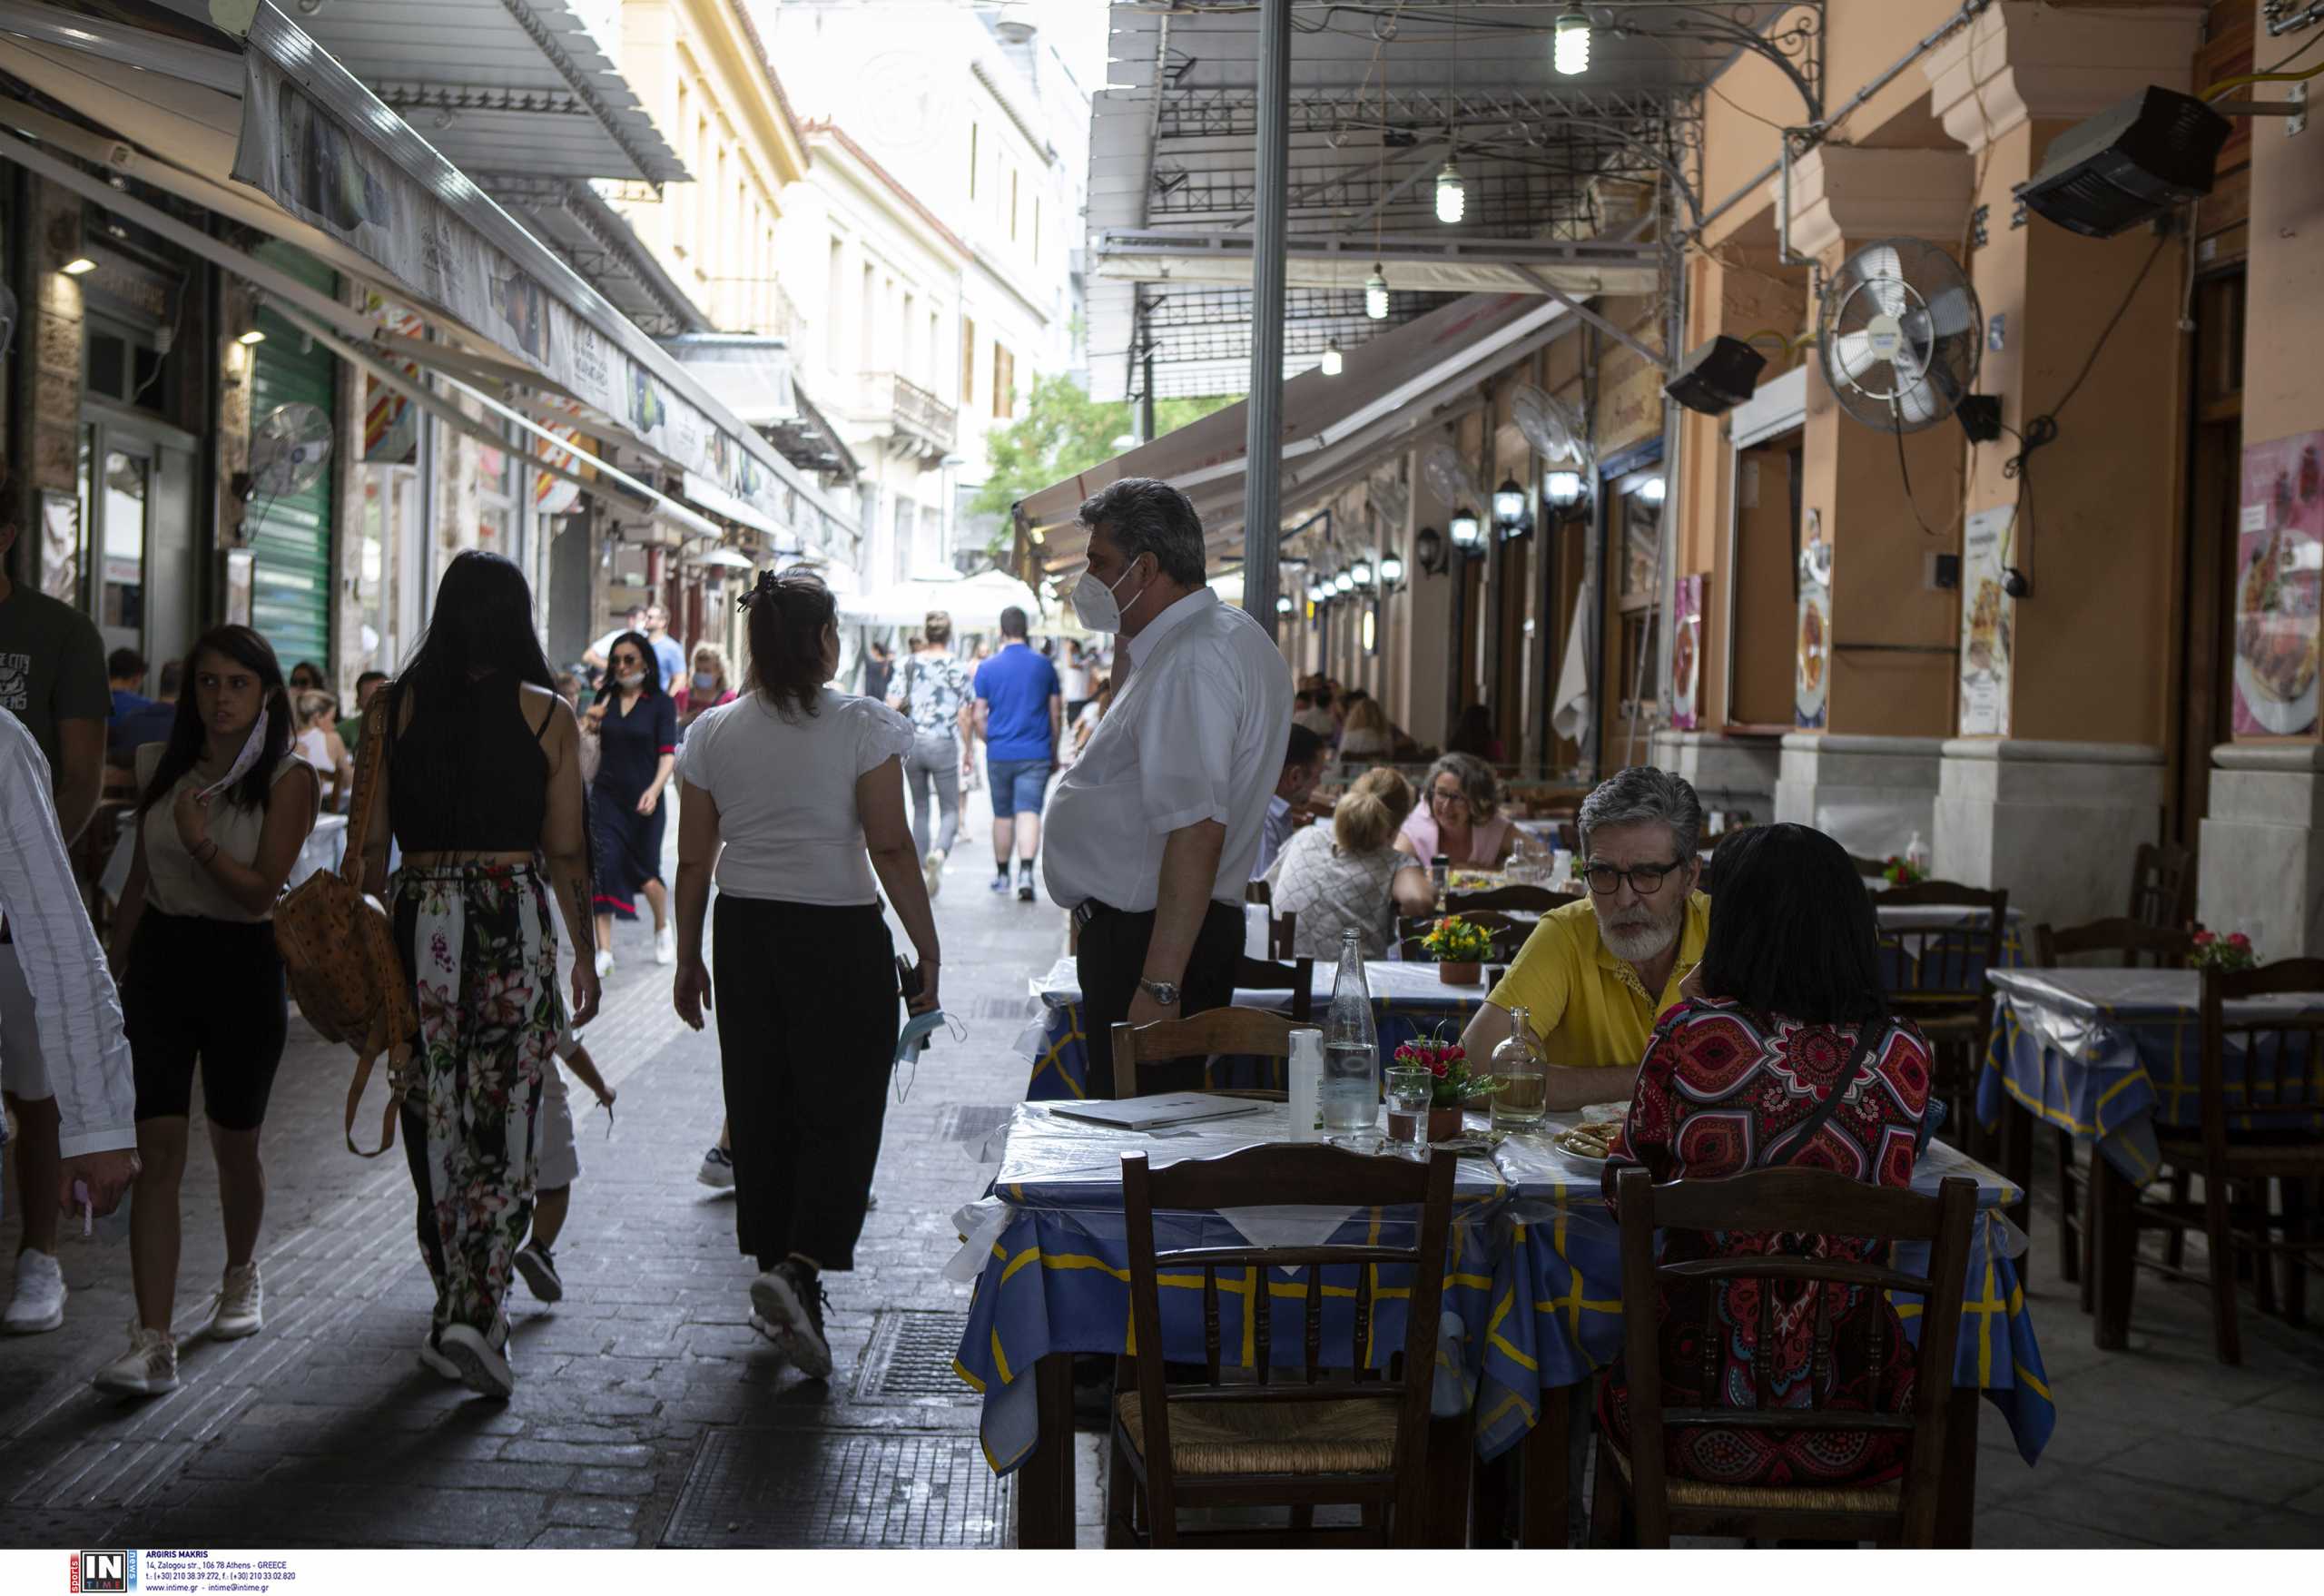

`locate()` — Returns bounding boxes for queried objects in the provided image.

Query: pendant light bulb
[1320,341,1344,377]
[1434,159,1465,225]
[1554,10,1591,75]
[1364,266,1389,321]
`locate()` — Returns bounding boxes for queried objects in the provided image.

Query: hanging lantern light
[1320,341,1344,376]
[1275,593,1294,616]
[1492,477,1528,527]
[1334,570,1355,595]
[1364,266,1389,320]
[1351,558,1374,589]
[1434,159,1466,225]
[1378,553,1405,586]
[1546,469,1586,508]
[1448,507,1482,547]
[1554,10,1591,75]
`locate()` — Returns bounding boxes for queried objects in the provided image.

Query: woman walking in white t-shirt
[670,568,940,1379]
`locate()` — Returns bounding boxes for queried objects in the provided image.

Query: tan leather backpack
[273,708,415,1157]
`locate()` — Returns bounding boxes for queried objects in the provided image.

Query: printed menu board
[1670,575,1702,731]
[1795,527,1831,730]
[2235,430,2324,738]
[1958,505,2015,736]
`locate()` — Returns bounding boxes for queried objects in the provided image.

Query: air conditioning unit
[2014,85,2232,240]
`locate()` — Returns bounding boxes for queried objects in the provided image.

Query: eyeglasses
[1585,858,1686,896]
[1429,786,1470,807]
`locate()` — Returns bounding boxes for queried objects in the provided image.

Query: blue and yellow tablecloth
[1977,968,2324,1184]
[1875,902,2024,994]
[954,1105,2054,1477]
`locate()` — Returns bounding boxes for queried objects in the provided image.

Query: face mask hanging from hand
[1070,556,1150,636]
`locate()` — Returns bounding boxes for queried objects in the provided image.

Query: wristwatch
[1137,976,1182,1006]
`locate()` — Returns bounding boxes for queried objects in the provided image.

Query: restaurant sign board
[1958,504,2015,737]
[2233,429,2324,738]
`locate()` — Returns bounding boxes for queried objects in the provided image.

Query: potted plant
[2189,928,2258,973]
[1420,914,1493,985]
[1393,1025,1500,1141]
[1881,856,1927,888]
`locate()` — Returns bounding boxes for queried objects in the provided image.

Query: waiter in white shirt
[1041,479,1294,1098]
[0,708,138,1286]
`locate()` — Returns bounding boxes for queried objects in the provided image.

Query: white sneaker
[923,848,946,899]
[94,1322,178,1395]
[655,923,676,966]
[418,1330,461,1381]
[207,1262,262,1340]
[4,1249,65,1335]
[594,948,615,980]
[696,1144,736,1189]
[438,1322,515,1398]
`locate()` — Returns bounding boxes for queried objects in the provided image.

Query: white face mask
[616,671,646,691]
[1072,557,1150,635]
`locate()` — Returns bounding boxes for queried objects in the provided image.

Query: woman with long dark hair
[672,568,939,1380]
[95,626,319,1395]
[583,629,678,972]
[363,550,599,1396]
[1598,822,1935,1490]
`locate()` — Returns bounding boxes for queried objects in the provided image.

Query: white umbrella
[837,568,1047,631]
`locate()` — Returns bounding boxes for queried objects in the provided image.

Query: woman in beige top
[96,626,319,1397]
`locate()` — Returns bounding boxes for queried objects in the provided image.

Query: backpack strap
[1763,1018,1895,1167]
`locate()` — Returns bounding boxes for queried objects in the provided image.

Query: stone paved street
[2,783,2320,1549]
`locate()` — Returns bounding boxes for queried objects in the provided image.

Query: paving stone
[499,1440,657,1468]
[547,1494,645,1530]
[530,1526,643,1549]
[567,1466,660,1498]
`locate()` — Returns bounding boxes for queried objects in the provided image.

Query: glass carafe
[1489,1005,1548,1131]
[1320,930,1379,1135]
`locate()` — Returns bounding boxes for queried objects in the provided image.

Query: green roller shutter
[246,241,337,675]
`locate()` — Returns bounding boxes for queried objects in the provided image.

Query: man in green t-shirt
[0,512,112,1336]
[335,670,389,761]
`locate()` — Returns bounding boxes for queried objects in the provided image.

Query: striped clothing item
[0,706,134,1157]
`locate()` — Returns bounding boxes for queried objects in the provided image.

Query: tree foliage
[971,372,1236,525]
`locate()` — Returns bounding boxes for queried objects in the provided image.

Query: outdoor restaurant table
[1874,901,2024,991]
[953,1101,2051,1548]
[950,1099,1512,1545]
[1018,956,1493,1100]
[1468,1115,2052,1544]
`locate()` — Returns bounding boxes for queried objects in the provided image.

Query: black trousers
[712,894,898,1273]
[1074,898,1245,1099]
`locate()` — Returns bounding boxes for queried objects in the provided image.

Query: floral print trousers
[391,862,558,1338]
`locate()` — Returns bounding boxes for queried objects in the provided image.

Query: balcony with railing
[867,372,959,459]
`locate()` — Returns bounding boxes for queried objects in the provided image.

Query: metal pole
[1140,345,1157,445]
[1239,0,1291,625]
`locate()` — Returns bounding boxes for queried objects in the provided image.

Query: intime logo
[72,1551,133,1593]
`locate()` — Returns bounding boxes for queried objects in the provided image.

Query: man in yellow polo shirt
[1461,766,1708,1110]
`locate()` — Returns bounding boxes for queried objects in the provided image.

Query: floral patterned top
[1598,996,1935,1490]
[897,650,972,742]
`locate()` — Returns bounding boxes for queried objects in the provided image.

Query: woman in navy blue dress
[584,630,678,973]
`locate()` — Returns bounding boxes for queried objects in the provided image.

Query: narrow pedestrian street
[0,785,1104,1549]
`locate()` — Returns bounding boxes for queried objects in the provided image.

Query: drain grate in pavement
[938,1104,1014,1144]
[855,1311,980,1403]
[661,1429,1010,1548]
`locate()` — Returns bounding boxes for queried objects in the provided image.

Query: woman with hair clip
[95,626,320,1395]
[584,629,679,972]
[362,550,600,1397]
[1264,766,1436,958]
[672,567,940,1380]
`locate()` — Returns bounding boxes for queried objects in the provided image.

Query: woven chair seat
[1116,1391,1399,1478]
[1607,1441,1903,1515]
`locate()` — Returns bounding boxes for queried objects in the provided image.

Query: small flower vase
[1427,1104,1466,1142]
[1437,960,1482,986]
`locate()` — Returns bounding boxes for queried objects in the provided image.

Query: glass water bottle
[1489,1005,1548,1131]
[1320,930,1379,1135]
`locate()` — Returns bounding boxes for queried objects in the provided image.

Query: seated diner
[1395,752,1519,868]
[1264,766,1436,958]
[1459,765,1708,1108]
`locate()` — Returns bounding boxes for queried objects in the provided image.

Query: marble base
[1775,734,1945,859]
[1935,738,2166,931]
[2198,743,2324,959]
[1648,729,1782,823]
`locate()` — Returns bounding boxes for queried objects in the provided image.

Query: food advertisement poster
[1795,526,1831,729]
[1958,505,2016,736]
[1670,575,1703,730]
[2235,429,2324,738]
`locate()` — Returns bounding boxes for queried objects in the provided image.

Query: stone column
[2196,746,2324,957]
[1649,727,1780,823]
[1935,738,2167,930]
[1775,734,1945,860]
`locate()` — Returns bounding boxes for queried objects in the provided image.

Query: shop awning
[0,0,857,550]
[1015,291,1577,573]
[838,569,1049,632]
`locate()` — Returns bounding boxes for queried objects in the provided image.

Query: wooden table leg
[1424,1412,1473,1547]
[1518,1384,1572,1549]
[2093,1155,2137,1351]
[1014,1353,1078,1549]
[2000,1099,2034,1293]
[1936,1386,1980,1549]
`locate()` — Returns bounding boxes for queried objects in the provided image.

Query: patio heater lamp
[1554,10,1591,75]
[1448,507,1483,549]
[1320,341,1344,376]
[1435,160,1466,225]
[1364,266,1390,320]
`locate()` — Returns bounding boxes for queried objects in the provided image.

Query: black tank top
[387,675,552,853]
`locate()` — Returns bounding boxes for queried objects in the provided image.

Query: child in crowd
[512,1028,615,1303]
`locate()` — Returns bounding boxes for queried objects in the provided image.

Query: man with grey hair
[1459,765,1709,1109]
[1042,478,1293,1096]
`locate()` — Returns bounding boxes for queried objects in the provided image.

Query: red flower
[2228,932,2251,950]
[1430,1059,1449,1078]
[1446,1046,1465,1062]
[2194,930,2217,947]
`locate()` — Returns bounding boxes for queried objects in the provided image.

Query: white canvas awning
[838,570,1049,632]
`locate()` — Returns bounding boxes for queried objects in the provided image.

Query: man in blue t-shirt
[973,606,1062,901]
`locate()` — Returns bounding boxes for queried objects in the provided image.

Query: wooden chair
[1235,954,1315,1024]
[1447,884,1578,916]
[1245,879,1272,909]
[1112,1008,1302,1101]
[2026,920,2199,1299]
[1846,852,1893,880]
[2118,960,2324,1364]
[1269,910,1298,961]
[1594,1167,1978,1548]
[2127,841,2196,932]
[1113,1143,1458,1546]
[1874,882,2009,1153]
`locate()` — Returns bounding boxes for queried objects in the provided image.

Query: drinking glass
[1384,1066,1434,1158]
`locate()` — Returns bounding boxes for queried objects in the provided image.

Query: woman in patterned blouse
[1599,821,1935,1491]
[1264,767,1436,958]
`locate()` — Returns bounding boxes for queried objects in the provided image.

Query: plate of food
[1553,1118,1622,1165]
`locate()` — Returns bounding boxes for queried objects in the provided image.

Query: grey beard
[1600,910,1681,965]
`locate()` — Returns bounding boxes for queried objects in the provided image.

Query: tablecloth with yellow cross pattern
[1978,968,2324,1185]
